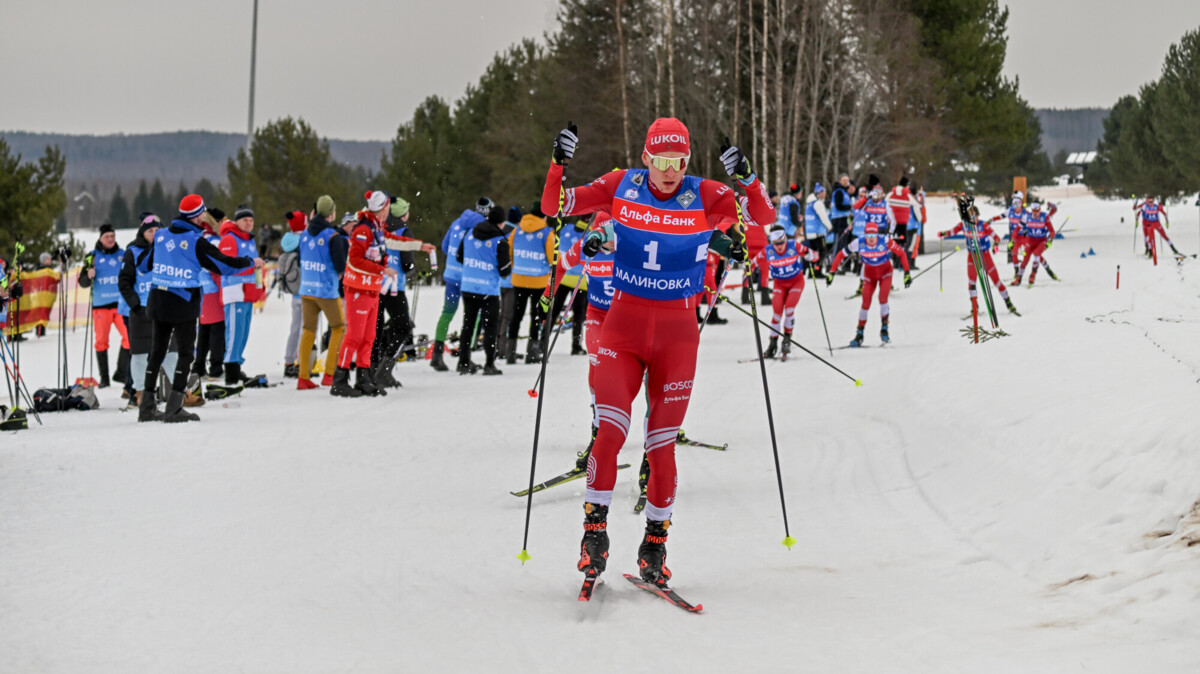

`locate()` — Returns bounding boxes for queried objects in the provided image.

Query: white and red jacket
[343,211,389,293]
[887,185,917,227]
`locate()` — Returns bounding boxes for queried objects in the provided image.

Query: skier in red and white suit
[754,227,818,359]
[828,210,910,347]
[939,206,1018,317]
[1133,195,1181,259]
[541,118,774,588]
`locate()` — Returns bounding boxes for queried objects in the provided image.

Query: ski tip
[782,536,797,549]
[527,389,538,398]
[854,379,863,388]
[516,549,532,564]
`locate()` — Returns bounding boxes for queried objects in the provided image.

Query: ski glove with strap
[904,272,912,288]
[582,222,614,257]
[708,230,746,262]
[538,293,552,314]
[719,136,754,185]
[553,123,579,166]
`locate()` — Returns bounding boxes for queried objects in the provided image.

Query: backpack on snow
[33,385,101,412]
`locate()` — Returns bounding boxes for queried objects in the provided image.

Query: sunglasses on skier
[645,150,690,172]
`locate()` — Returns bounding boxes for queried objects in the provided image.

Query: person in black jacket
[118,213,171,406]
[370,198,418,389]
[139,195,259,422]
[455,206,512,375]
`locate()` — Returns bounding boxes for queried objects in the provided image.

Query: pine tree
[149,178,169,218]
[1150,29,1200,187]
[108,185,131,227]
[0,139,67,262]
[132,180,151,216]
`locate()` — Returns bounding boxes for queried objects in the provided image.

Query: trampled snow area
[2,192,1198,672]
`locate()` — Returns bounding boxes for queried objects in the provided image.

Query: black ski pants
[460,292,499,366]
[145,318,197,395]
[372,291,413,367]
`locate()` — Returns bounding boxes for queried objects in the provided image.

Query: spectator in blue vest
[139,194,259,423]
[505,202,556,365]
[77,223,130,388]
[296,195,349,390]
[830,175,857,273]
[496,205,521,359]
[804,183,834,274]
[432,197,492,372]
[775,184,804,236]
[455,205,512,375]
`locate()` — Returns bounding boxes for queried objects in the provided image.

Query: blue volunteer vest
[442,210,484,282]
[852,208,867,237]
[804,200,827,237]
[776,194,800,236]
[221,232,258,287]
[859,234,892,268]
[609,170,709,301]
[584,249,616,310]
[830,187,853,219]
[299,228,340,299]
[460,231,501,296]
[512,227,551,277]
[199,233,220,294]
[117,245,153,316]
[90,248,123,305]
[382,227,409,295]
[764,241,805,281]
[1024,212,1051,240]
[150,223,205,288]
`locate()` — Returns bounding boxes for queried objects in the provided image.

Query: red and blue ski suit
[542,164,774,521]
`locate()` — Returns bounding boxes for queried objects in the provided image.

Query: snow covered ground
[2,193,1198,673]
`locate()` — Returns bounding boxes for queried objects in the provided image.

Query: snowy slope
[2,193,1198,673]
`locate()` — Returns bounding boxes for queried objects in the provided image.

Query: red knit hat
[285,210,307,233]
[644,117,690,155]
[179,194,206,219]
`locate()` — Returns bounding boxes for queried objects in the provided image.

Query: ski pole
[907,245,961,283]
[699,261,732,334]
[518,139,572,563]
[737,213,796,550]
[808,264,833,357]
[526,278,583,398]
[0,330,42,425]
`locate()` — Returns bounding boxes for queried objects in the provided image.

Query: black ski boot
[1044,264,1058,281]
[637,519,672,587]
[96,350,111,388]
[576,424,598,472]
[374,358,402,389]
[781,336,792,359]
[482,361,503,375]
[162,390,200,423]
[708,306,728,324]
[880,321,890,344]
[1170,243,1182,256]
[526,340,544,365]
[113,347,130,384]
[429,342,450,372]
[137,388,163,422]
[225,362,244,386]
[329,367,363,398]
[578,503,610,577]
[1005,297,1019,314]
[571,337,586,356]
[505,340,518,365]
[763,336,778,359]
[355,366,384,396]
[283,363,299,378]
[741,285,752,304]
[457,357,480,375]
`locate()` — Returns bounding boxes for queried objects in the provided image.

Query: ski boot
[1028,269,1038,287]
[570,337,586,356]
[457,358,480,375]
[96,350,111,388]
[374,358,402,389]
[429,342,450,372]
[852,280,863,298]
[637,519,672,587]
[283,363,299,378]
[762,336,778,359]
[504,341,518,365]
[576,425,598,472]
[849,327,864,348]
[707,307,728,325]
[1044,265,1058,281]
[356,367,384,396]
[162,390,200,423]
[780,335,792,360]
[526,340,544,365]
[578,503,610,577]
[1012,272,1022,286]
[1170,243,1182,256]
[329,367,363,398]
[482,362,503,376]
[880,322,890,344]
[137,388,163,422]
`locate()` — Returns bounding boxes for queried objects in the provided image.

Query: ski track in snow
[2,193,1199,672]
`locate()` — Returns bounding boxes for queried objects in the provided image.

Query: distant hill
[1035,108,1108,158]
[0,130,389,190]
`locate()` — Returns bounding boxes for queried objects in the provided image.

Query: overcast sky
[2,0,1198,141]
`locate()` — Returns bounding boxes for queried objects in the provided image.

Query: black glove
[553,122,579,165]
[582,234,602,258]
[10,281,23,299]
[729,237,746,263]
[719,136,752,182]
[904,272,912,288]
